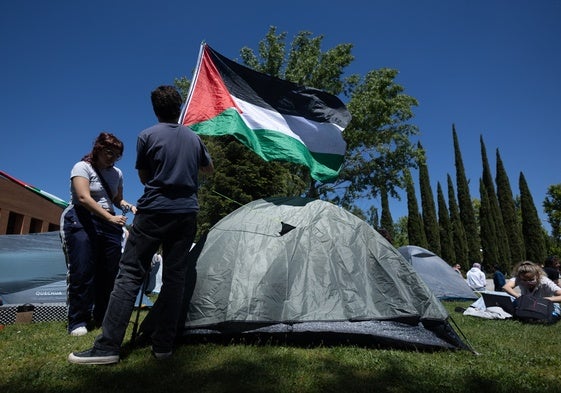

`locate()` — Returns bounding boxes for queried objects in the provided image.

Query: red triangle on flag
[182,45,241,126]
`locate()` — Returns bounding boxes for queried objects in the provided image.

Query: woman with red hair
[60,132,136,336]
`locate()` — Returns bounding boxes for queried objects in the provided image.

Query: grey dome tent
[163,197,471,351]
[0,231,67,323]
[0,231,67,305]
[0,231,152,324]
[398,245,478,301]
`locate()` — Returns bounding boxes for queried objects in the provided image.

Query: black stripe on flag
[207,46,351,129]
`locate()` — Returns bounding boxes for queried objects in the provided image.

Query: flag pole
[178,41,206,125]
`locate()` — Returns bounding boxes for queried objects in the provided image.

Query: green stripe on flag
[191,109,344,182]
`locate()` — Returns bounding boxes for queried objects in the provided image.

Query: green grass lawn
[1,301,559,393]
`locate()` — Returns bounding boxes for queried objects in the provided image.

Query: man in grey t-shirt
[69,85,213,365]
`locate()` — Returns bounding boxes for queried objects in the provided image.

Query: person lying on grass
[503,260,561,303]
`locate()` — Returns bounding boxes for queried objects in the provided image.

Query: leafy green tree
[174,78,305,237]
[453,126,480,262]
[195,137,305,236]
[337,66,421,209]
[437,182,455,264]
[179,27,422,233]
[519,172,547,263]
[543,184,561,254]
[405,169,427,247]
[239,27,356,199]
[448,174,469,269]
[480,136,510,269]
[495,149,524,266]
[417,142,440,254]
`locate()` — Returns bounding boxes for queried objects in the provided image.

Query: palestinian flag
[180,43,351,183]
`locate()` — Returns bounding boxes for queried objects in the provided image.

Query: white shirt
[512,276,561,297]
[467,267,487,290]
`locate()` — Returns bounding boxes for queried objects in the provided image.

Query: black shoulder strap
[91,164,115,204]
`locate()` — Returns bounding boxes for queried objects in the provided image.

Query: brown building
[0,170,68,235]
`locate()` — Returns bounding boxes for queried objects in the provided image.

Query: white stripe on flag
[234,98,346,155]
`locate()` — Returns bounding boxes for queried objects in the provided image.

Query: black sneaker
[68,348,119,365]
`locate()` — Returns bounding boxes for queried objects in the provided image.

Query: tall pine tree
[479,178,500,270]
[405,169,427,247]
[380,187,395,241]
[448,174,469,269]
[453,126,480,262]
[418,142,441,254]
[496,149,525,266]
[480,136,511,269]
[437,182,455,264]
[519,172,547,263]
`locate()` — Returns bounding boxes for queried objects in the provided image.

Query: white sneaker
[152,348,172,360]
[70,326,88,336]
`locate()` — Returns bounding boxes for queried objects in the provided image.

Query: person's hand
[121,204,137,215]
[108,214,127,226]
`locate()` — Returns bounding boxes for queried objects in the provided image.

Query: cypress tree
[417,142,441,254]
[480,136,511,269]
[437,181,455,264]
[479,178,500,270]
[519,172,547,263]
[448,174,469,269]
[380,187,395,241]
[453,126,481,262]
[405,169,427,247]
[496,149,525,266]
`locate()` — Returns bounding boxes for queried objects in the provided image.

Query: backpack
[514,295,559,324]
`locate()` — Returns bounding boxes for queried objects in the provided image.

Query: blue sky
[1,1,560,231]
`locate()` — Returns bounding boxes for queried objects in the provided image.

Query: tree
[437,182,455,264]
[452,126,480,262]
[417,142,440,254]
[543,184,561,254]
[336,66,421,210]
[495,149,524,265]
[195,137,305,235]
[380,187,395,241]
[178,27,422,232]
[448,174,469,269]
[393,216,409,247]
[405,168,427,247]
[175,77,305,237]
[479,178,500,270]
[480,136,510,269]
[519,172,547,263]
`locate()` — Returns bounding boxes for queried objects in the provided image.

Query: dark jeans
[60,205,123,332]
[94,211,197,353]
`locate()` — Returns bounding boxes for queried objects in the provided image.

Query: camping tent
[398,245,478,301]
[168,197,470,351]
[0,231,67,305]
[0,231,67,323]
[0,231,152,324]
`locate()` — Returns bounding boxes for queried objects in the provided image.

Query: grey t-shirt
[135,122,212,213]
[70,161,123,212]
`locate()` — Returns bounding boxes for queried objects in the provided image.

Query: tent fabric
[0,231,67,305]
[0,231,151,324]
[176,197,469,350]
[398,245,478,301]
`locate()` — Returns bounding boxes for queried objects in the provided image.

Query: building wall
[0,176,64,235]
